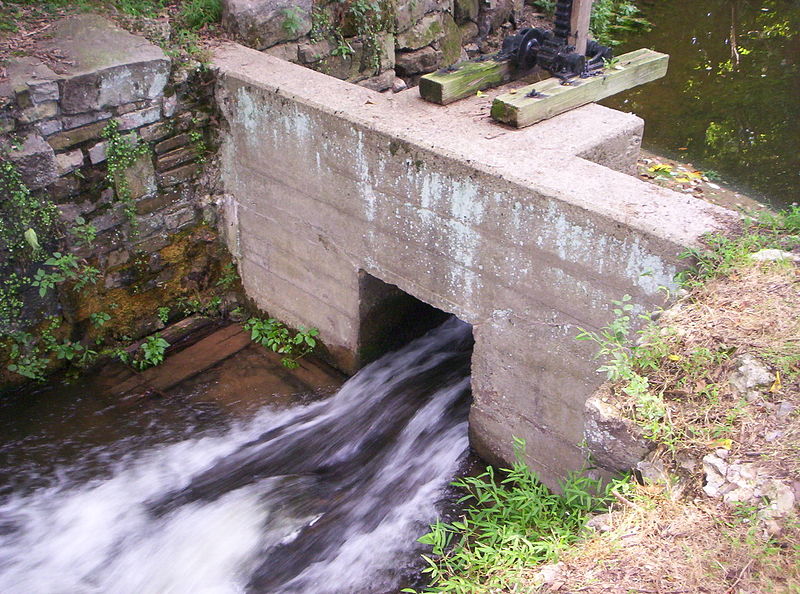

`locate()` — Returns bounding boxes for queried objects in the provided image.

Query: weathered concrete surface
[213,43,736,487]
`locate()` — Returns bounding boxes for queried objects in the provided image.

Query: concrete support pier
[213,43,735,487]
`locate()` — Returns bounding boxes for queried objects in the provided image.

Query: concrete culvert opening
[357,271,464,366]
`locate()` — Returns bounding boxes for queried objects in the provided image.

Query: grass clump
[406,439,613,593]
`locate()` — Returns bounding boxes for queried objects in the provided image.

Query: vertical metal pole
[570,0,593,55]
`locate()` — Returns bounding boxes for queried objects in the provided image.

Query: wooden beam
[419,59,516,105]
[570,0,593,56]
[490,48,669,128]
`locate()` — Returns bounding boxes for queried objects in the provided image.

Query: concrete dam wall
[212,42,735,486]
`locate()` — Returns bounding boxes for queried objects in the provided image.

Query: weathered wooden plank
[570,0,594,55]
[490,48,668,128]
[419,59,515,105]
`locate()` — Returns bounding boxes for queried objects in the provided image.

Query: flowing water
[602,0,799,208]
[0,318,474,593]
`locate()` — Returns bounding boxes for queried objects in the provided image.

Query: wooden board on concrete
[491,48,669,128]
[419,59,515,105]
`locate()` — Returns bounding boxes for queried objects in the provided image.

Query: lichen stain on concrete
[354,130,376,221]
[624,240,677,294]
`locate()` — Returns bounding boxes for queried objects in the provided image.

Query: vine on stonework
[101,119,151,233]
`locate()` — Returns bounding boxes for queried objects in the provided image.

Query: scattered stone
[636,457,670,485]
[395,47,443,76]
[6,132,58,190]
[728,353,772,400]
[584,392,653,473]
[586,512,614,532]
[55,148,84,175]
[222,0,312,50]
[702,453,728,498]
[392,76,408,93]
[531,562,565,588]
[750,248,800,263]
[764,430,783,442]
[775,401,796,420]
[358,70,396,92]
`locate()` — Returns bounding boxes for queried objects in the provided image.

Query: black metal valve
[498,0,613,81]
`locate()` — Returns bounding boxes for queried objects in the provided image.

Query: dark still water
[602,0,799,209]
[0,319,473,593]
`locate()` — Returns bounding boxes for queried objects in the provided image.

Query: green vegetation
[179,0,220,30]
[307,0,391,73]
[532,0,651,46]
[244,317,319,369]
[133,333,170,369]
[281,6,306,37]
[677,205,800,287]
[407,440,615,593]
[101,119,151,232]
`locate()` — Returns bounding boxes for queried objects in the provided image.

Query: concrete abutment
[213,42,737,487]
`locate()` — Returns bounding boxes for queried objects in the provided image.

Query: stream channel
[0,318,474,593]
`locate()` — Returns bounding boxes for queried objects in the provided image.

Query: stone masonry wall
[0,15,230,386]
[221,0,523,91]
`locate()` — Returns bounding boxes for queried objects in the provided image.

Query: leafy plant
[90,311,112,328]
[245,317,319,369]
[69,216,97,247]
[676,206,799,287]
[180,0,221,30]
[134,334,170,370]
[102,119,151,232]
[215,263,239,288]
[407,439,612,593]
[157,306,171,324]
[281,6,306,37]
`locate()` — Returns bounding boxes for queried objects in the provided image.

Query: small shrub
[245,317,319,369]
[180,0,221,30]
[134,334,170,370]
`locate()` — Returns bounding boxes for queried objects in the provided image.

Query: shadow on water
[602,0,799,208]
[0,318,474,593]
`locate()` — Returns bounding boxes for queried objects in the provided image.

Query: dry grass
[524,259,799,594]
[543,483,799,593]
[619,262,799,486]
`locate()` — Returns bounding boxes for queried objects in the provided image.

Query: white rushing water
[0,318,473,593]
